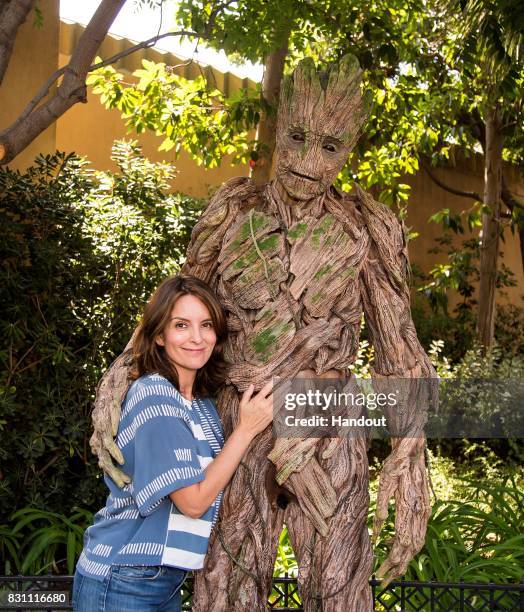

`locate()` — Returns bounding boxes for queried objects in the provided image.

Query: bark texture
[477,110,503,349]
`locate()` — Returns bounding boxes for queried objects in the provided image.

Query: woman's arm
[169,381,273,518]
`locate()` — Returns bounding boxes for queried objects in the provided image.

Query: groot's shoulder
[183,177,263,281]
[205,176,261,211]
[351,184,405,245]
[351,184,410,292]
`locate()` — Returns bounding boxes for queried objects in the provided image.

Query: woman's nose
[190,326,203,342]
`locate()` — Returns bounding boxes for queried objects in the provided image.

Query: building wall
[405,157,524,308]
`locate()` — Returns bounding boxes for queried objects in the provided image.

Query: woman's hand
[237,381,274,438]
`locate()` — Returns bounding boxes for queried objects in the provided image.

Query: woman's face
[156,294,217,377]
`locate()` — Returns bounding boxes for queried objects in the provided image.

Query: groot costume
[91,55,435,611]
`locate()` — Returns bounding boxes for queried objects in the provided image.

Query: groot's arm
[89,334,135,487]
[357,185,436,586]
[90,177,257,486]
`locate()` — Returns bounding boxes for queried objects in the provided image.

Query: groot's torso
[212,184,372,388]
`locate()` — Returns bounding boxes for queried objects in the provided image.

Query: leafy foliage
[375,477,524,588]
[87,59,262,168]
[273,525,297,578]
[0,141,201,520]
[8,507,93,575]
[406,194,521,361]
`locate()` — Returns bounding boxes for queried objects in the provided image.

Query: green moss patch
[314,264,332,280]
[287,222,308,241]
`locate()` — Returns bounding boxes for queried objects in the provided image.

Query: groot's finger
[102,433,125,465]
[91,402,111,433]
[373,473,398,540]
[110,398,122,437]
[376,551,410,589]
[375,555,395,585]
[89,431,100,456]
[98,452,131,488]
[377,498,429,584]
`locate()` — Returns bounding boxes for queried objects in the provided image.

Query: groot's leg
[193,386,286,611]
[286,437,373,612]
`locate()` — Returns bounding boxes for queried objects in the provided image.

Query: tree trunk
[251,33,290,186]
[477,109,503,349]
[0,0,35,87]
[0,0,127,165]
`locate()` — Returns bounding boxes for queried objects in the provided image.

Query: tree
[450,0,524,349]
[0,0,231,164]
[0,0,35,85]
[1,0,125,164]
[403,0,524,349]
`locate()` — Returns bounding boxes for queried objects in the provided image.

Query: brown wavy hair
[130,275,228,397]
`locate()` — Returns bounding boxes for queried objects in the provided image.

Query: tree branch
[0,0,35,87]
[421,158,481,201]
[501,175,524,212]
[89,28,199,71]
[501,176,524,275]
[0,0,128,164]
[0,0,229,165]
[251,26,291,184]
[13,27,199,127]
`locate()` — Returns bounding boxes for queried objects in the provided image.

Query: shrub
[6,507,94,575]
[495,302,524,356]
[427,343,524,465]
[0,142,202,520]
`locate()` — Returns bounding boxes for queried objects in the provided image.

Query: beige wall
[405,157,524,307]
[0,0,60,170]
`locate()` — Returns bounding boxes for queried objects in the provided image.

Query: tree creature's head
[274,54,371,202]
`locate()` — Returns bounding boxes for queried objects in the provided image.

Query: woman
[73,275,273,611]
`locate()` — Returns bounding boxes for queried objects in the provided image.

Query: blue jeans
[72,565,188,611]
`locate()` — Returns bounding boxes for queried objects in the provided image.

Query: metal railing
[0,574,522,611]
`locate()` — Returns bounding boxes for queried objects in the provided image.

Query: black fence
[0,574,522,611]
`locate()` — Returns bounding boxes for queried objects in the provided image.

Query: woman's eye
[203,322,214,328]
[175,322,187,329]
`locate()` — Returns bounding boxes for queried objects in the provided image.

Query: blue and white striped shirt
[76,373,224,581]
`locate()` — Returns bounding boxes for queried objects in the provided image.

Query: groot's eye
[323,142,337,153]
[290,131,305,143]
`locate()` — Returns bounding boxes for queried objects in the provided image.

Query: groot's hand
[89,345,135,488]
[373,437,431,588]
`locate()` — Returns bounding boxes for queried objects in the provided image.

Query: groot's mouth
[289,169,319,182]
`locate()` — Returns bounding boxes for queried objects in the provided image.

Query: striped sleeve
[131,392,205,517]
